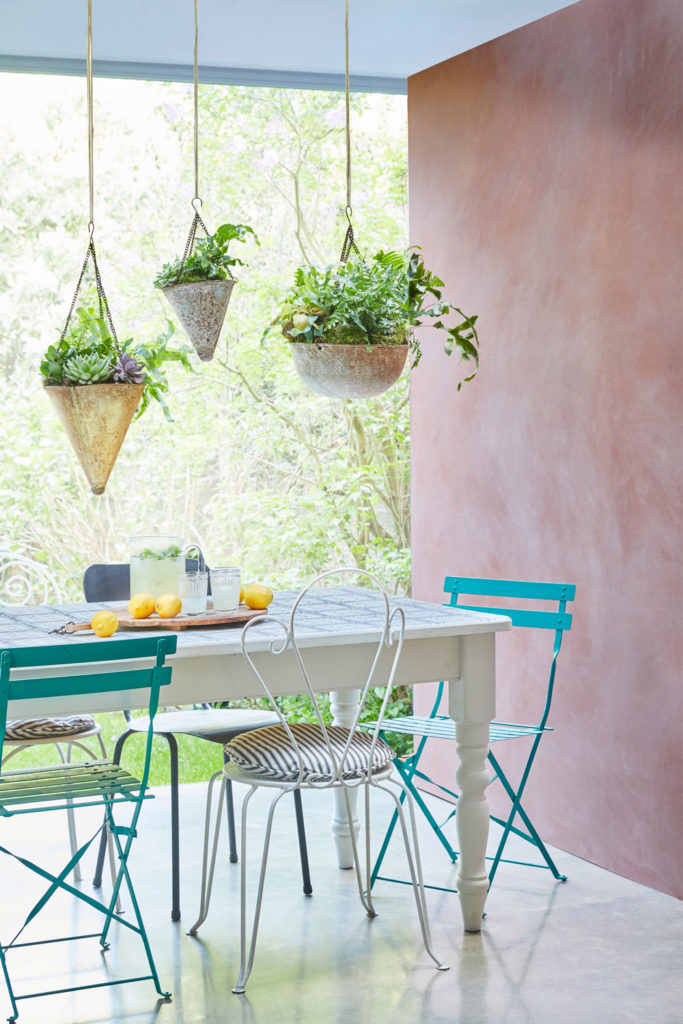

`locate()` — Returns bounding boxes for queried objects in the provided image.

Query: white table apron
[0,589,510,932]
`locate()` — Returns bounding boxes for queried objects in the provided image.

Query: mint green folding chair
[0,635,176,1021]
[367,577,575,892]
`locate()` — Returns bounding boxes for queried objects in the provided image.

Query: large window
[0,74,410,594]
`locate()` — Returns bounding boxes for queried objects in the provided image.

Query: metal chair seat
[126,707,279,745]
[0,759,151,816]
[364,714,548,743]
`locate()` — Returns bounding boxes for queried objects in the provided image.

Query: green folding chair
[0,635,176,1021]
[366,576,575,892]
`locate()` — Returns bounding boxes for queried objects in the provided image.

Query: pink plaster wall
[408,0,683,898]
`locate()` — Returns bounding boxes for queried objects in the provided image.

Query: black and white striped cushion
[225,723,394,783]
[4,715,98,741]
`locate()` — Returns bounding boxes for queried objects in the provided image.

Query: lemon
[91,610,118,637]
[156,593,182,619]
[239,585,245,604]
[128,593,156,619]
[244,583,274,610]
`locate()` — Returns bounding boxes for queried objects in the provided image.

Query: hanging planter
[154,1,258,362]
[154,219,257,362]
[41,298,192,495]
[289,326,409,399]
[40,0,191,495]
[266,250,480,400]
[263,0,480,401]
[45,381,144,495]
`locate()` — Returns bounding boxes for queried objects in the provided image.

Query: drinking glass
[211,567,241,611]
[180,571,208,615]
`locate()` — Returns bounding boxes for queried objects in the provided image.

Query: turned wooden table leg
[329,687,361,868]
[450,632,496,931]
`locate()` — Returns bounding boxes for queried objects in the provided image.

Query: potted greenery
[265,248,479,399]
[41,305,193,494]
[154,222,259,361]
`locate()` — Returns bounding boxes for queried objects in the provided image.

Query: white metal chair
[189,568,448,994]
[0,548,117,888]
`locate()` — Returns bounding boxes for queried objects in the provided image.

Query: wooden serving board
[65,604,265,633]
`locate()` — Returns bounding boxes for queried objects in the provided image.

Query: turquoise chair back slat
[3,635,177,670]
[455,605,572,631]
[4,665,173,703]
[444,576,576,603]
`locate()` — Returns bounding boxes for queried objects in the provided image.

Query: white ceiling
[0,0,580,92]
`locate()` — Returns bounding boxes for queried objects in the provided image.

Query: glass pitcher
[129,536,204,598]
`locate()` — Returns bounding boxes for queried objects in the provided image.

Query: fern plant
[265,248,479,384]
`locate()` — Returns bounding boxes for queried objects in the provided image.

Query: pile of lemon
[90,583,274,637]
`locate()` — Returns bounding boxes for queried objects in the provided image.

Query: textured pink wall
[408,0,682,897]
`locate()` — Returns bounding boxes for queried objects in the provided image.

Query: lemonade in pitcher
[129,536,185,598]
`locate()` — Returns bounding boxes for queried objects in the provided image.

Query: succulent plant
[63,352,114,385]
[114,351,146,384]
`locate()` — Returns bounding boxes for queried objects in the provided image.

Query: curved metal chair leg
[378,777,449,971]
[342,784,375,918]
[232,786,287,995]
[188,770,226,934]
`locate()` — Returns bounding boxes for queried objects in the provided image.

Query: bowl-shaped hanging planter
[265,249,480,400]
[45,381,144,495]
[160,278,235,362]
[289,326,409,399]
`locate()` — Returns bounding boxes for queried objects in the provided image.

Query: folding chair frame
[368,577,575,893]
[0,636,176,1021]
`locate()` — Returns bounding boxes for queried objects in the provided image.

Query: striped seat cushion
[4,715,98,741]
[225,723,394,783]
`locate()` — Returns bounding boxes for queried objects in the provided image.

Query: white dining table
[0,587,511,931]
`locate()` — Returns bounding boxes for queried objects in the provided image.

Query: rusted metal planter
[289,335,409,399]
[45,382,144,495]
[160,279,235,361]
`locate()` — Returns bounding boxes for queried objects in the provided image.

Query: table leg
[449,633,496,931]
[330,688,361,868]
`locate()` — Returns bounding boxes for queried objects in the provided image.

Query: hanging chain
[87,0,94,235]
[172,0,232,284]
[193,0,200,203]
[340,0,360,263]
[59,0,123,362]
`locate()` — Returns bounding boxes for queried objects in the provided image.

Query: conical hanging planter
[45,382,144,495]
[160,277,235,361]
[154,1,257,362]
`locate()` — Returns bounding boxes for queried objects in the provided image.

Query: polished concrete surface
[1,781,681,1024]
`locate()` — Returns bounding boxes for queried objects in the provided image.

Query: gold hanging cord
[59,0,124,361]
[340,0,360,263]
[173,0,225,282]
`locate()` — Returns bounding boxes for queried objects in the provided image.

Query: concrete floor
[1,781,681,1024]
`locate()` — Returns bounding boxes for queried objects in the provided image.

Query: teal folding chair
[367,577,575,892]
[0,635,176,1021]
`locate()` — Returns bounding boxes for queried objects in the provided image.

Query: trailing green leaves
[265,247,479,384]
